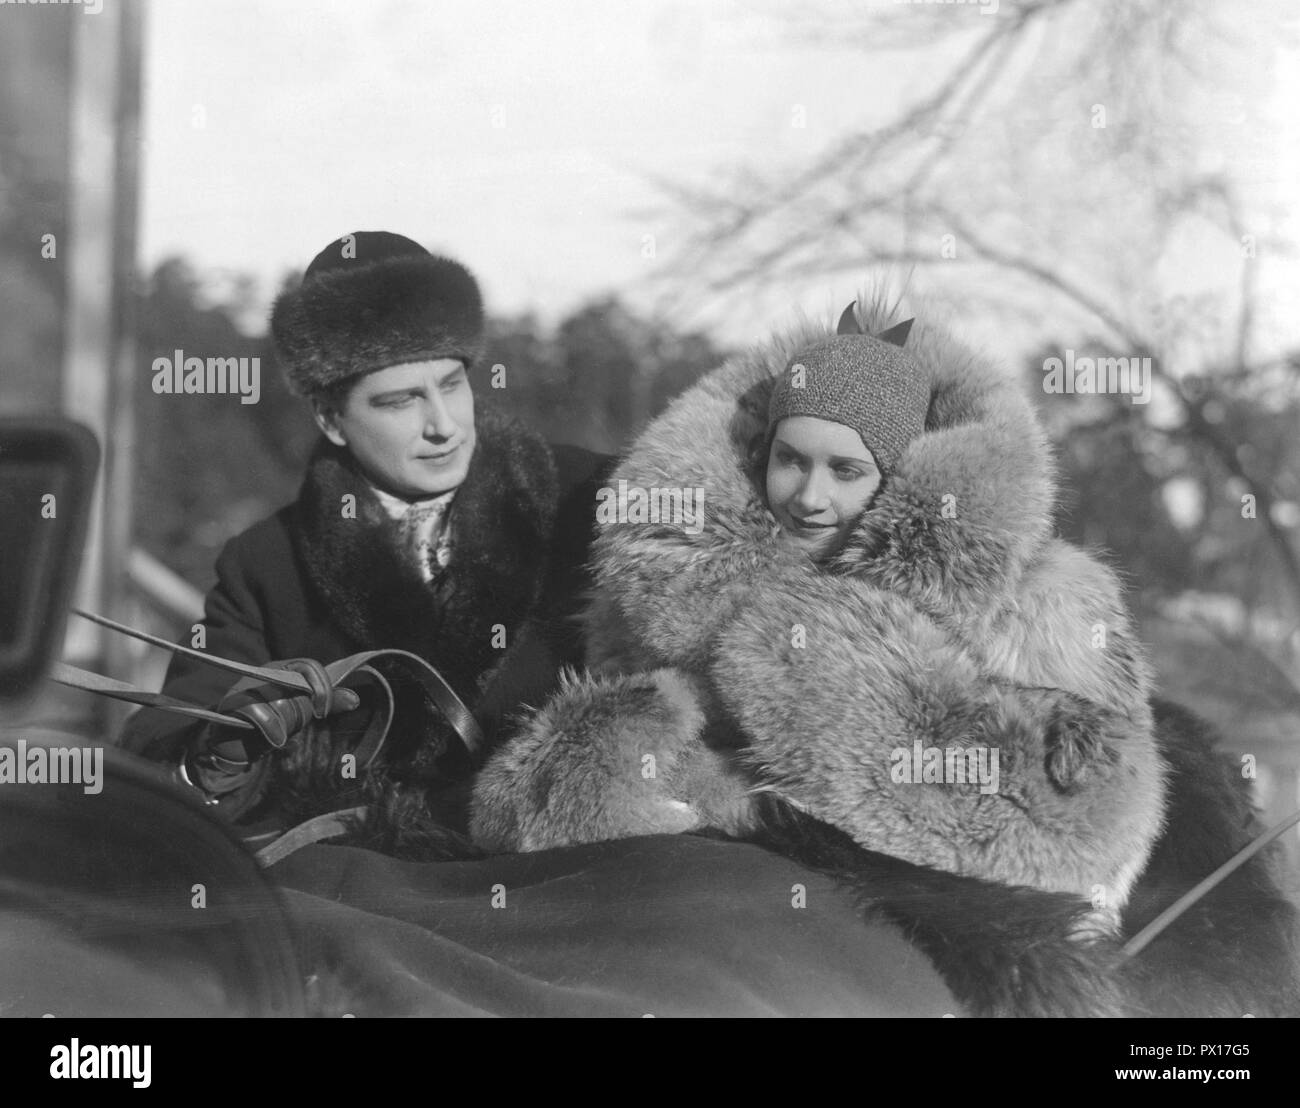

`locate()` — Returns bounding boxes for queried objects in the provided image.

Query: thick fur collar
[292,404,559,706]
[828,296,1055,619]
[585,290,1054,667]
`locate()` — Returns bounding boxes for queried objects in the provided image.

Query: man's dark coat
[121,407,612,834]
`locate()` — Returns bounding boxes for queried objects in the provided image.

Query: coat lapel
[291,405,559,704]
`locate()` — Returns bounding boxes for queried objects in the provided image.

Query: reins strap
[253,807,368,868]
[49,662,256,730]
[71,609,318,691]
[1121,805,1300,959]
[336,648,485,760]
[52,610,486,760]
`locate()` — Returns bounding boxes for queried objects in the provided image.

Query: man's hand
[217,658,360,750]
[180,658,360,814]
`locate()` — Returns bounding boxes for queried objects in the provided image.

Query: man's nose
[421,394,457,439]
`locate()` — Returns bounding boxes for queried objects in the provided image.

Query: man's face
[313,359,476,498]
[765,416,882,559]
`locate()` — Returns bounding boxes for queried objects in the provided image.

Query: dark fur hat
[270,231,485,397]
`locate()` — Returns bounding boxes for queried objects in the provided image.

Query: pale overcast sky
[140,0,915,333]
[138,0,1299,354]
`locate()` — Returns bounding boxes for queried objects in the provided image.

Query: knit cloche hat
[767,303,931,475]
[270,231,485,397]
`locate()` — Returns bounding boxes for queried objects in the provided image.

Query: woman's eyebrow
[775,440,873,467]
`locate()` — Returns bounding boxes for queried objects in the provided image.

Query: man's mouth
[418,446,460,464]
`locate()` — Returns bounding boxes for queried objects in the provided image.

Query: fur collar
[828,297,1055,619]
[292,404,559,704]
[585,291,1055,666]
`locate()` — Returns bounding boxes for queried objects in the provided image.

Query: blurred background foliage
[133,259,728,587]
[136,252,1298,644]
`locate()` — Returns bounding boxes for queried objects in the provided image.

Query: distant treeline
[134,257,1296,630]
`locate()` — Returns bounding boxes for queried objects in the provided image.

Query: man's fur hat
[270,231,485,397]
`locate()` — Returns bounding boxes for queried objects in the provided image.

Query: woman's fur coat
[469,295,1300,1017]
[472,295,1165,914]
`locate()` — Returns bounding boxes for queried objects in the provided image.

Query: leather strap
[49,662,255,730]
[283,658,334,718]
[253,807,367,868]
[1121,804,1300,959]
[53,610,486,761]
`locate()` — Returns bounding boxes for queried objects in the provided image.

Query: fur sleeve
[708,570,1166,911]
[469,667,755,852]
[971,540,1154,724]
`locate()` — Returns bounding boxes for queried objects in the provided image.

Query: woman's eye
[837,465,878,481]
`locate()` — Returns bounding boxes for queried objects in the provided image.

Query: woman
[469,293,1300,1017]
[471,295,1164,915]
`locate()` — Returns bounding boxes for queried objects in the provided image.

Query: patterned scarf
[371,484,455,583]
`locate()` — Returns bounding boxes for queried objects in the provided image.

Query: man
[122,231,611,844]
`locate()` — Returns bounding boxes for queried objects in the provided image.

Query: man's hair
[314,377,355,418]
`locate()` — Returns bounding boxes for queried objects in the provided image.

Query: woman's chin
[777,526,839,559]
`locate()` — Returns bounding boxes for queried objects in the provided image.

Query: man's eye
[441,375,465,393]
[376,395,415,408]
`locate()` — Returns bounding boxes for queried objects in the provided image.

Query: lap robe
[271,836,959,1018]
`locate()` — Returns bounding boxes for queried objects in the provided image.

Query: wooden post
[61,0,144,734]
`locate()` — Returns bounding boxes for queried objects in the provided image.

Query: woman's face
[766,416,882,558]
[313,358,476,498]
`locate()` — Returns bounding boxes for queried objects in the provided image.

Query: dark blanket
[11,727,1292,1019]
[271,836,960,1018]
[1,741,958,1018]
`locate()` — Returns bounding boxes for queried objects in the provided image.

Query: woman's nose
[795,471,831,513]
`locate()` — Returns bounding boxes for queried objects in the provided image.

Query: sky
[140,0,918,337]
[138,0,1300,354]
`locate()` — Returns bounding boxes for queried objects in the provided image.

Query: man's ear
[311,399,348,448]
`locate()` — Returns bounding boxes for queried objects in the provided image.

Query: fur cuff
[469,668,755,852]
